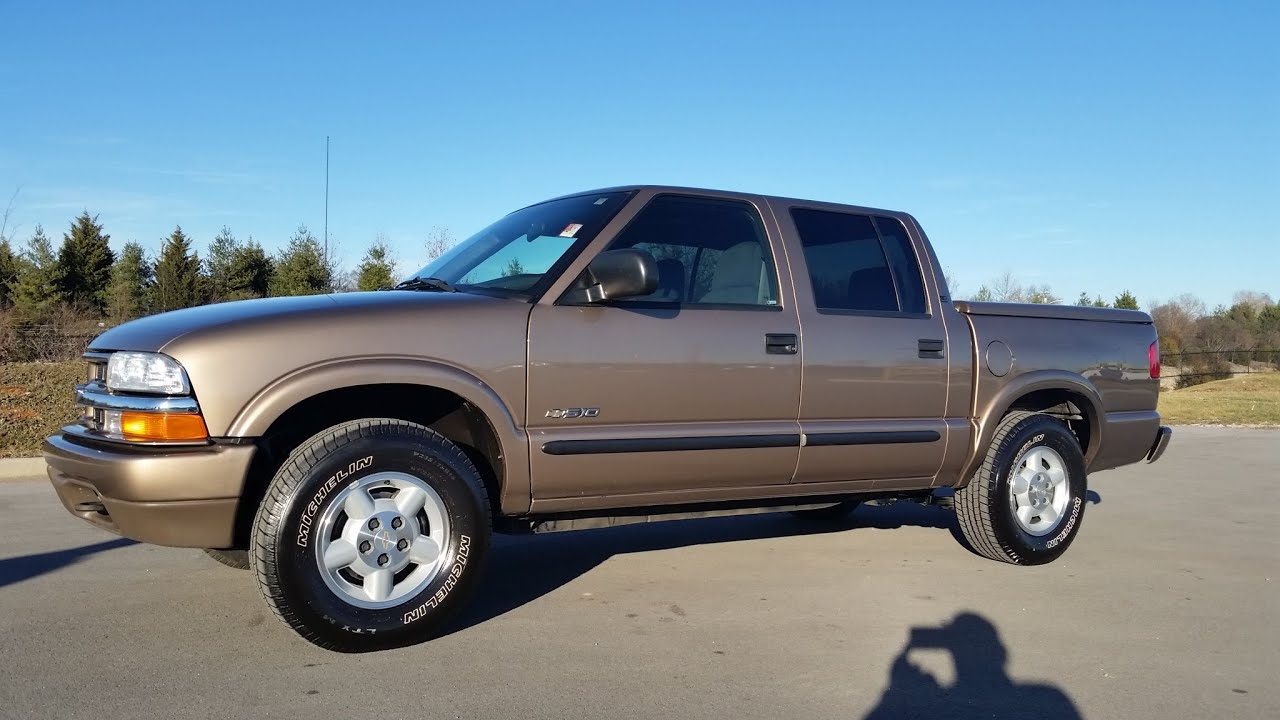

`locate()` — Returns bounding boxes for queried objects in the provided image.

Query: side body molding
[957,369,1104,487]
[224,357,531,514]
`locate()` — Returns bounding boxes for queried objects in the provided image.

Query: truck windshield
[403,191,632,298]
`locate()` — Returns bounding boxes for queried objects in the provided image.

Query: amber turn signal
[119,411,209,442]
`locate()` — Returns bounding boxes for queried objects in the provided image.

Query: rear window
[790,208,928,315]
[874,216,927,314]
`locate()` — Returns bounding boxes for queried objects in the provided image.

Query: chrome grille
[80,352,112,431]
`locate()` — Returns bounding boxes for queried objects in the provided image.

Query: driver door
[525,192,803,505]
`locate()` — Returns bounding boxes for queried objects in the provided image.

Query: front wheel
[251,419,491,651]
[954,411,1088,565]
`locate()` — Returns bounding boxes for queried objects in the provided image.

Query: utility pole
[324,135,330,290]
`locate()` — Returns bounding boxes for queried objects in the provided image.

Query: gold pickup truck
[44,185,1171,651]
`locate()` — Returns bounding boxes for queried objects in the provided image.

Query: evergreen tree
[1114,290,1140,310]
[11,226,61,319]
[205,226,239,301]
[152,227,206,312]
[503,257,526,277]
[271,226,330,296]
[355,238,396,291]
[226,239,274,299]
[55,212,115,311]
[1076,292,1110,308]
[972,286,994,302]
[0,237,17,308]
[106,242,153,323]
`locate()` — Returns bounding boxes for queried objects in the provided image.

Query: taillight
[1149,340,1161,379]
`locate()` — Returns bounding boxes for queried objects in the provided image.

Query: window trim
[814,307,933,320]
[787,205,933,319]
[588,300,785,312]
[556,192,785,311]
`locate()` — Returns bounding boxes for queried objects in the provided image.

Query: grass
[1158,373,1280,426]
[0,361,1274,458]
[0,361,83,458]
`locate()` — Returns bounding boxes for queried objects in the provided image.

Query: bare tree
[1232,290,1274,312]
[424,227,455,263]
[942,270,959,298]
[990,271,1024,303]
[1170,293,1206,319]
[1025,284,1061,304]
[0,187,19,245]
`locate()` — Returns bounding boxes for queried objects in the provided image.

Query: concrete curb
[0,457,46,481]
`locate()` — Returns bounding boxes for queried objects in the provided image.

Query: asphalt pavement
[1,426,1276,719]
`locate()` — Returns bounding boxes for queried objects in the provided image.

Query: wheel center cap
[356,511,411,570]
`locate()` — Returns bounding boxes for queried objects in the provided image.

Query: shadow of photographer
[865,612,1081,719]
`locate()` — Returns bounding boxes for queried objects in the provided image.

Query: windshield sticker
[559,223,583,238]
[594,197,608,205]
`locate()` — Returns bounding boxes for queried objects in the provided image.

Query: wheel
[251,418,491,652]
[201,548,250,569]
[954,411,1087,565]
[789,501,860,521]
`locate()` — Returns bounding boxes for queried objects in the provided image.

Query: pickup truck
[45,185,1171,651]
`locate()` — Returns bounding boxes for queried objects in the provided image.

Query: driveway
[0,426,1275,719]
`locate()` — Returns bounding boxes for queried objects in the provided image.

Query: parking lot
[0,426,1276,719]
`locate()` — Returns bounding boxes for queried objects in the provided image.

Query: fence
[1162,349,1279,388]
[1,325,102,363]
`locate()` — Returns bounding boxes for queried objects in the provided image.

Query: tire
[202,548,250,570]
[251,419,491,652]
[954,411,1088,566]
[789,501,860,521]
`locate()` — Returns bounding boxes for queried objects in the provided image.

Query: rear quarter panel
[962,309,1160,479]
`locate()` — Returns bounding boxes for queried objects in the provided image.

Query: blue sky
[1,0,1276,309]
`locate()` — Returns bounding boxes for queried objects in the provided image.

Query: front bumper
[1146,425,1172,463]
[44,432,256,548]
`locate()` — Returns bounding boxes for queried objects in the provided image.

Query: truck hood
[89,291,510,353]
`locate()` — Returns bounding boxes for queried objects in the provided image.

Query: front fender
[224,356,531,513]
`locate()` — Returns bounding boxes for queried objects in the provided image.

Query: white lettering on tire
[402,534,471,624]
[1045,497,1083,549]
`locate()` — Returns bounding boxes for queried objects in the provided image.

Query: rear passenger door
[775,204,949,489]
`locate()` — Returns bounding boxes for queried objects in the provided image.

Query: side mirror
[563,249,659,304]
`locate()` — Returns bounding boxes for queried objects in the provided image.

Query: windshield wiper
[392,276,458,293]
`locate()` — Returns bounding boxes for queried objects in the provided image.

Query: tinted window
[605,195,779,307]
[874,216,927,314]
[790,209,899,312]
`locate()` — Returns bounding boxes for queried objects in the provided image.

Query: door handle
[918,339,945,359]
[766,333,799,355]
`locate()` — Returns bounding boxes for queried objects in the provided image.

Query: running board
[498,491,949,535]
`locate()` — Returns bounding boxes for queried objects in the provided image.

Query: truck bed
[953,301,1162,475]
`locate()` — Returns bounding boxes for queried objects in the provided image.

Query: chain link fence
[1163,349,1280,388]
[1,324,102,363]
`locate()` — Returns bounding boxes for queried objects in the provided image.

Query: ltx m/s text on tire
[955,411,1088,566]
[250,419,491,652]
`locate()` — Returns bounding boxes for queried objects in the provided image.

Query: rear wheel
[251,419,491,652]
[201,548,250,570]
[954,411,1088,565]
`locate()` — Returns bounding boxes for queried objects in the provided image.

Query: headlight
[106,352,191,395]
